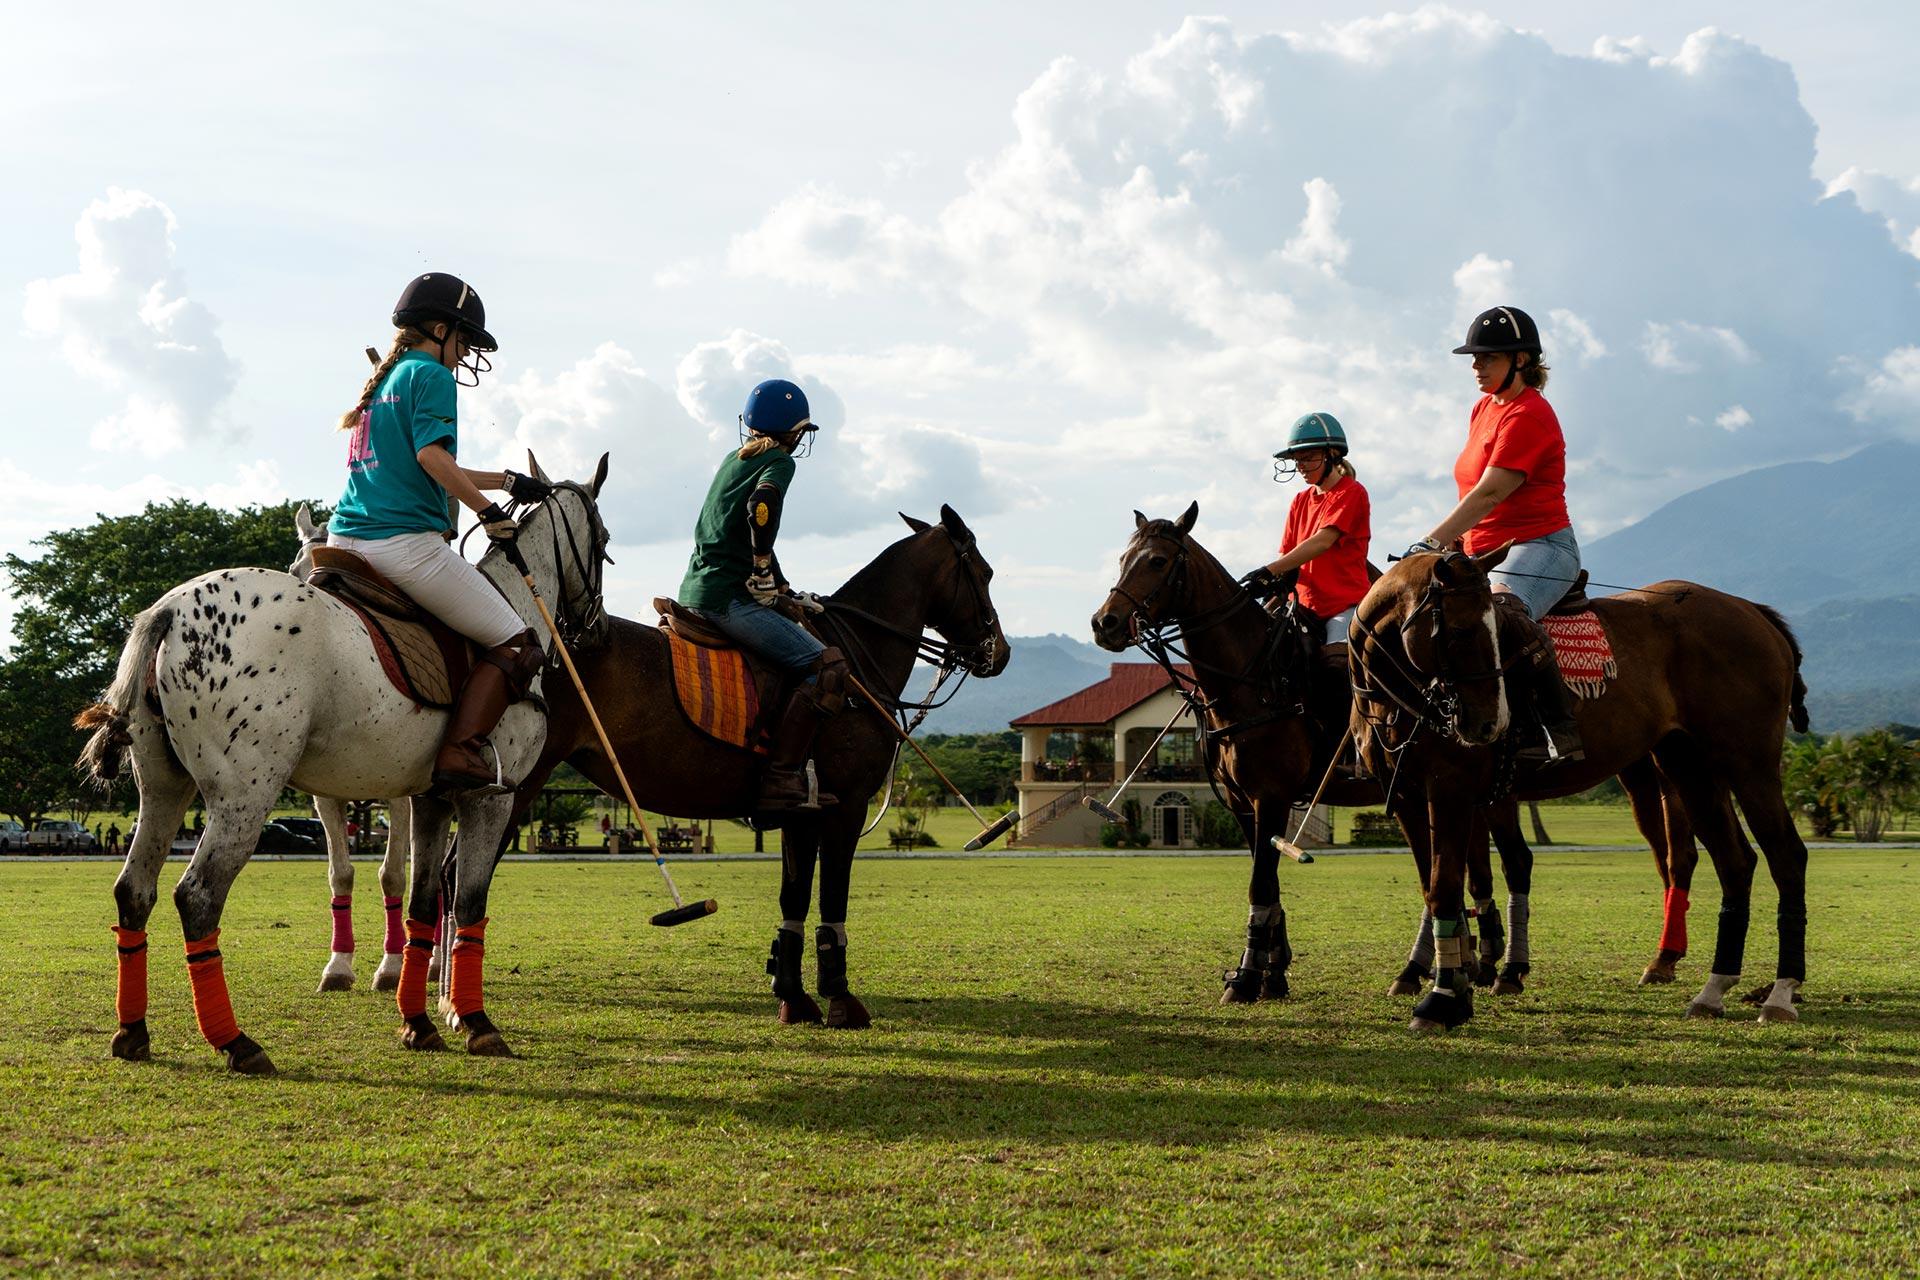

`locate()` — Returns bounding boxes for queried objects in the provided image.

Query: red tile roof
[1010,662,1192,728]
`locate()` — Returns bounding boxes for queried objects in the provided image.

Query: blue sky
[6,2,1919,641]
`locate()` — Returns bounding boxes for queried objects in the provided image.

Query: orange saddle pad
[664,629,765,751]
[1541,610,1617,699]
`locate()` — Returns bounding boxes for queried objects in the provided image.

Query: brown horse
[1349,549,1810,1032]
[497,506,1009,1034]
[1090,504,1595,1001]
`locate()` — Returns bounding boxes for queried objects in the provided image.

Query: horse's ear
[528,450,553,484]
[294,503,316,538]
[1472,541,1513,574]
[590,452,609,498]
[1174,501,1199,535]
[1432,555,1458,586]
[1133,509,1148,530]
[900,512,933,534]
[938,504,973,541]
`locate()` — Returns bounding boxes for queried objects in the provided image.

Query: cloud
[1641,321,1758,373]
[22,188,238,457]
[1826,167,1920,259]
[1715,405,1752,432]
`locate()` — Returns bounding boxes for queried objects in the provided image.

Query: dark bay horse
[503,505,1008,1033]
[1090,504,1576,1002]
[1349,549,1809,1032]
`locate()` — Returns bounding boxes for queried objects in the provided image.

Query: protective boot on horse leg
[432,628,543,794]
[1492,594,1583,763]
[758,648,847,813]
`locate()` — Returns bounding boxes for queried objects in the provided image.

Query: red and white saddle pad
[1540,610,1616,699]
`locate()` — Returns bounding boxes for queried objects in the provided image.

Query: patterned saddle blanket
[653,598,780,752]
[307,547,473,709]
[1541,610,1616,699]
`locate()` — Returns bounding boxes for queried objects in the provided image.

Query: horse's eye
[1148,555,1169,569]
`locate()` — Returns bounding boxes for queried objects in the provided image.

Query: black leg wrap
[1412,972,1475,1028]
[1222,921,1271,999]
[1776,910,1807,982]
[1476,910,1506,984]
[815,926,850,998]
[1261,911,1292,999]
[767,929,806,999]
[1712,900,1751,976]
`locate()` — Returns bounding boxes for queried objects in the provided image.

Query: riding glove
[747,559,779,605]
[1404,538,1444,558]
[502,470,553,503]
[476,502,518,542]
[1238,566,1277,594]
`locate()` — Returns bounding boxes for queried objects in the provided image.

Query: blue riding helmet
[742,379,818,438]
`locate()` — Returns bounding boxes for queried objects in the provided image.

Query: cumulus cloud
[22,188,237,457]
[1715,405,1753,432]
[722,11,1920,569]
[1826,167,1920,259]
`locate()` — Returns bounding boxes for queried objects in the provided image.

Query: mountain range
[914,440,1920,736]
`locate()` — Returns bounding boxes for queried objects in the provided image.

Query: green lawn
[2,848,1916,1276]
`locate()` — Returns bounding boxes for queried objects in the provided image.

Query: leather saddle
[1547,570,1593,616]
[309,546,473,708]
[652,598,789,717]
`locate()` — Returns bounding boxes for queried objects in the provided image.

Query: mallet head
[1269,835,1315,864]
[963,810,1018,851]
[1082,796,1123,822]
[650,898,719,927]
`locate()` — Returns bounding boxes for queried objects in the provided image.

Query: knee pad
[481,629,544,701]
[810,647,848,715]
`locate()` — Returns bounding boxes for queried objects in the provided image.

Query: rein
[1348,564,1525,743]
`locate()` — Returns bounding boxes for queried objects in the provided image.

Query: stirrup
[432,738,514,798]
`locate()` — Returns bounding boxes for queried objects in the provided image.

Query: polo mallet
[1270,728,1353,865]
[841,670,1018,851]
[1082,702,1188,823]
[499,541,716,927]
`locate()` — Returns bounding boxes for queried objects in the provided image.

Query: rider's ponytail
[736,427,805,461]
[337,327,430,431]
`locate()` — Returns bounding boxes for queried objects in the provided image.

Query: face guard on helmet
[393,273,497,386]
[738,378,820,459]
[1453,305,1542,395]
[1272,411,1349,482]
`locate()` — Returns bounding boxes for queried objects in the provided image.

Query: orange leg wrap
[1659,886,1690,955]
[184,931,241,1051]
[397,918,436,1020]
[448,918,488,1017]
[113,926,149,1024]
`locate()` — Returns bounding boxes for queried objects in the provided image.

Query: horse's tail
[74,604,173,784]
[1753,602,1810,734]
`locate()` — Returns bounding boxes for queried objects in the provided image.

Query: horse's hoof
[467,1031,514,1057]
[1470,961,1497,990]
[1410,987,1473,1030]
[1220,967,1262,1004]
[1259,972,1290,1001]
[1639,965,1677,985]
[1409,1016,1448,1035]
[371,957,403,993]
[1219,984,1259,1005]
[225,1036,277,1076]
[317,971,355,993]
[1385,978,1423,997]
[1741,982,1803,1007]
[778,994,824,1026]
[1757,1002,1800,1024]
[1684,1001,1724,1020]
[110,1021,151,1062]
[825,994,871,1030]
[399,1014,447,1051]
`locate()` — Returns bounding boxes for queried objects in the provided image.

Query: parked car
[0,820,26,851]
[271,817,329,845]
[27,820,100,852]
[255,823,321,854]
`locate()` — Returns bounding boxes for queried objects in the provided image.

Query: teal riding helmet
[1272,412,1348,481]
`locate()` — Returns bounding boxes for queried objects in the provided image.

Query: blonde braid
[336,328,429,431]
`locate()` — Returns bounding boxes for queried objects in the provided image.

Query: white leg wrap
[1760,977,1801,1016]
[780,919,806,935]
[1408,910,1435,968]
[822,921,848,946]
[1506,893,1530,966]
[371,952,403,987]
[320,951,355,984]
[1692,972,1740,1012]
[1434,933,1470,969]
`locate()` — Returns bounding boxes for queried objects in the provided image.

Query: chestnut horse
[1349,549,1809,1032]
[1089,504,1640,1001]
[501,505,1009,1029]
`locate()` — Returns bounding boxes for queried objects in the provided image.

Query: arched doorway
[1150,790,1193,848]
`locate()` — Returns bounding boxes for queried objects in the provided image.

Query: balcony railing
[1023,761,1118,783]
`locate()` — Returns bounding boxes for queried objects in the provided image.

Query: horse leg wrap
[448,919,488,1018]
[330,894,354,954]
[114,926,149,1026]
[1711,900,1750,978]
[1688,971,1741,1018]
[1224,906,1276,999]
[184,931,243,1053]
[815,924,850,998]
[1263,907,1292,998]
[397,918,436,1020]
[1504,893,1531,970]
[382,896,404,956]
[1776,908,1807,983]
[767,927,806,999]
[1407,909,1436,970]
[1474,898,1503,979]
[1659,887,1689,956]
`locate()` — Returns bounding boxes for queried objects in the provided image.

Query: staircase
[1013,781,1096,845]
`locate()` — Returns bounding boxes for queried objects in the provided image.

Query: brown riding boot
[432,631,542,794]
[757,684,840,813]
[1494,597,1584,764]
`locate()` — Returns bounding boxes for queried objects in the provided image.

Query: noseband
[1349,562,1511,741]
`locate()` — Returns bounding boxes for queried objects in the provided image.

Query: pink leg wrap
[432,894,445,948]
[330,895,354,954]
[1659,886,1689,955]
[383,896,404,954]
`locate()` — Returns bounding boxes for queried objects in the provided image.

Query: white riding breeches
[326,530,525,649]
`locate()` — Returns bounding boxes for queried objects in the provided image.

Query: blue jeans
[1491,525,1581,620]
[696,597,824,677]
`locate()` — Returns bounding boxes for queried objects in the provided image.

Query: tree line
[1781,726,1920,841]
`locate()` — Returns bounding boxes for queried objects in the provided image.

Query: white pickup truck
[25,820,100,852]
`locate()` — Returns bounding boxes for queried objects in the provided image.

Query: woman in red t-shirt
[1243,412,1371,646]
[1406,305,1582,761]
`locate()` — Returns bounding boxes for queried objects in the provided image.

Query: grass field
[3,847,1917,1276]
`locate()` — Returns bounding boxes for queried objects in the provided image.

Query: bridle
[1348,556,1514,743]
[817,524,1004,704]
[491,480,612,651]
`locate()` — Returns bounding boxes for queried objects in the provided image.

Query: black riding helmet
[393,273,498,352]
[1453,305,1540,394]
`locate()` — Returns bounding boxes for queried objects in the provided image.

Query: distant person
[677,379,848,812]
[107,822,121,853]
[1406,305,1582,762]
[328,272,554,793]
[1243,412,1372,649]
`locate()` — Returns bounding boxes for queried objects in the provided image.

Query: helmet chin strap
[1496,352,1523,396]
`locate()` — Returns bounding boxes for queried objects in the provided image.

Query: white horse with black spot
[77,455,612,1073]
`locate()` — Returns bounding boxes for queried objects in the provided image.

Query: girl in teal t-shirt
[327,272,550,794]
